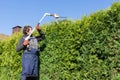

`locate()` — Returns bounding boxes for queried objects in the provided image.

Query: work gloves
[36,23,40,31]
[23,40,29,46]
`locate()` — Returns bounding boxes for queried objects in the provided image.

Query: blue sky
[0,0,119,35]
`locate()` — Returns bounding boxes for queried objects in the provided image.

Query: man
[16,24,45,80]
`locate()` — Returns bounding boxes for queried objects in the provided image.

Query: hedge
[0,2,120,80]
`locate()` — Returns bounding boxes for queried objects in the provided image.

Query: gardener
[16,24,45,80]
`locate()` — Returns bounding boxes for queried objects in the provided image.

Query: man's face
[27,27,32,35]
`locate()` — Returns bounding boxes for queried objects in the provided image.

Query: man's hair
[23,25,32,35]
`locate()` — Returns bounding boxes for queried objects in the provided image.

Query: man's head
[23,25,32,35]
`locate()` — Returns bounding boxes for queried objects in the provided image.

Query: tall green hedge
[0,2,120,80]
[0,33,22,80]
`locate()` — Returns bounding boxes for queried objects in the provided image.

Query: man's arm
[35,24,45,41]
[16,38,26,52]
[36,30,45,41]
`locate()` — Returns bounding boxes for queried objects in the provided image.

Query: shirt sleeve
[16,37,26,52]
[35,30,45,41]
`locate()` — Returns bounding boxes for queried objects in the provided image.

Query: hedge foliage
[0,2,120,80]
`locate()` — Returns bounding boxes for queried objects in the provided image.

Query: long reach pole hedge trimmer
[25,13,62,40]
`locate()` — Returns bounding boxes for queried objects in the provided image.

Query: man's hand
[36,23,40,31]
[23,40,29,46]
